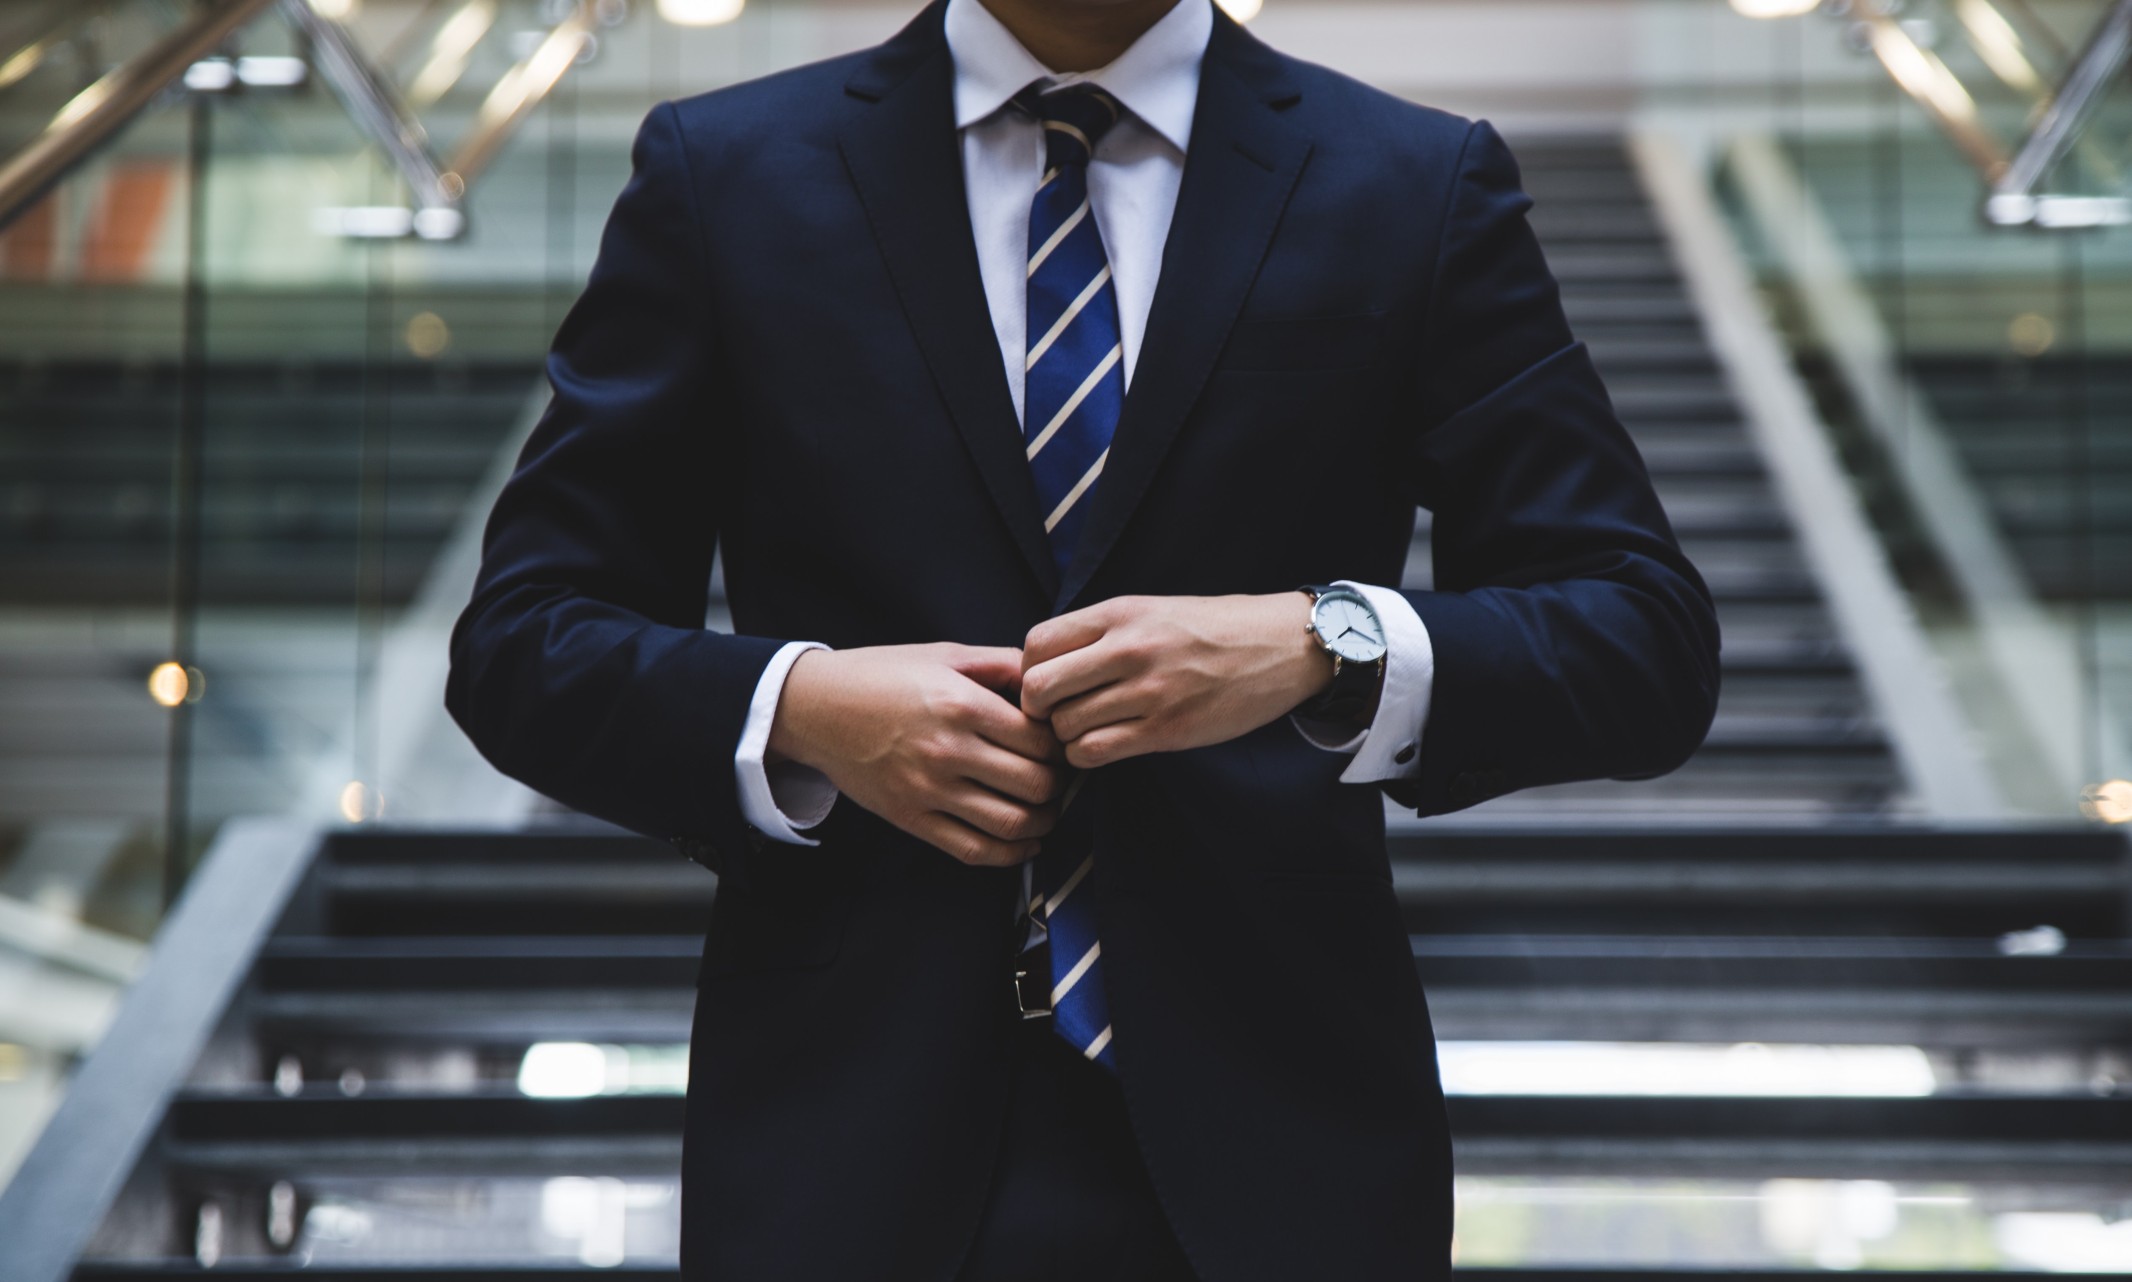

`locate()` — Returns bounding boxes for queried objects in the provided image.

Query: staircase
[15,821,2131,1276]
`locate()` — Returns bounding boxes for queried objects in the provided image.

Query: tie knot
[1016,83,1123,171]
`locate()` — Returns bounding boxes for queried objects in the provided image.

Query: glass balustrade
[0,0,645,1188]
[1638,0,2132,817]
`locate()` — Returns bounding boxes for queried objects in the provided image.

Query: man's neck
[975,0,1185,73]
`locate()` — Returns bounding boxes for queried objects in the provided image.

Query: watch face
[1313,591,1386,664]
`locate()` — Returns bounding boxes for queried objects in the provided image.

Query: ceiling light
[520,1043,610,1097]
[657,0,744,26]
[148,662,202,707]
[2081,779,2132,822]
[1730,0,1820,17]
[338,780,382,823]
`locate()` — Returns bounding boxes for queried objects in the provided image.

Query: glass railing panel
[1723,124,2132,806]
[1838,0,2132,221]
[1634,0,2132,814]
[0,0,656,1194]
[176,18,575,836]
[0,101,194,1200]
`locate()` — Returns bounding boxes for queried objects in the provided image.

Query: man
[446,0,1719,1274]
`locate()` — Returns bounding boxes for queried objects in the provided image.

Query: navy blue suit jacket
[448,5,1719,1278]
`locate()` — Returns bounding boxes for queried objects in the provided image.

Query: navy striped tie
[1021,84,1122,1072]
[1020,83,1125,575]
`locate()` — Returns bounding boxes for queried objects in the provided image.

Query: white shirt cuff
[735,640,839,846]
[1290,580,1435,785]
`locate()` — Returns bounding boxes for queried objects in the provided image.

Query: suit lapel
[839,2,1060,598]
[1054,13,1312,611]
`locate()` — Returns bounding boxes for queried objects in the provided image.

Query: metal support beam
[1987,0,2132,226]
[277,0,463,239]
[0,0,279,234]
[0,820,320,1282]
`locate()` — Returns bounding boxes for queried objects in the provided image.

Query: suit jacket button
[1447,773,1478,806]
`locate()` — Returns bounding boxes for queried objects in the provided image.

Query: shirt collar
[944,0,1210,154]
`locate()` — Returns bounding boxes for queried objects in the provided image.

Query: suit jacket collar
[840,2,1311,610]
[944,0,1211,154]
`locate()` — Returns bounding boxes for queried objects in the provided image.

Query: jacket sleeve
[1387,120,1722,817]
[445,101,785,860]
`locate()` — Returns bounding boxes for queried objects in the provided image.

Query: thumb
[944,644,1026,697]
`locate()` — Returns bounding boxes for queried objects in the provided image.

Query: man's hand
[767,643,1066,866]
[1021,594,1339,769]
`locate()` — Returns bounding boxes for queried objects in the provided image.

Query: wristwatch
[1296,585,1387,723]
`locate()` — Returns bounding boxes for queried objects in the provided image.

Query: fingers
[961,741,1065,806]
[1064,720,1150,770]
[1048,682,1153,744]
[940,781,1058,843]
[1022,641,1138,719]
[941,644,1028,700]
[1022,597,1130,670]
[909,810,1043,868]
[957,681,1067,763]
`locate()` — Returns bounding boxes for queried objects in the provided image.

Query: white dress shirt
[733,0,1435,844]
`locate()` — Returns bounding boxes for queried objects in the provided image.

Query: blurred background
[1,0,2131,1274]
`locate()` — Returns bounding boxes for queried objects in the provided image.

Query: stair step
[146,1088,2132,1182]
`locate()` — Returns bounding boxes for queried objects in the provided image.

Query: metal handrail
[1987,0,2132,225]
[0,0,279,234]
[1787,0,2132,228]
[0,1,115,93]
[0,0,599,242]
[279,0,463,233]
[1861,13,2012,182]
[443,2,598,193]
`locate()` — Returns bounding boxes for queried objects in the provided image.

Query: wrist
[766,647,835,770]
[1263,591,1336,706]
